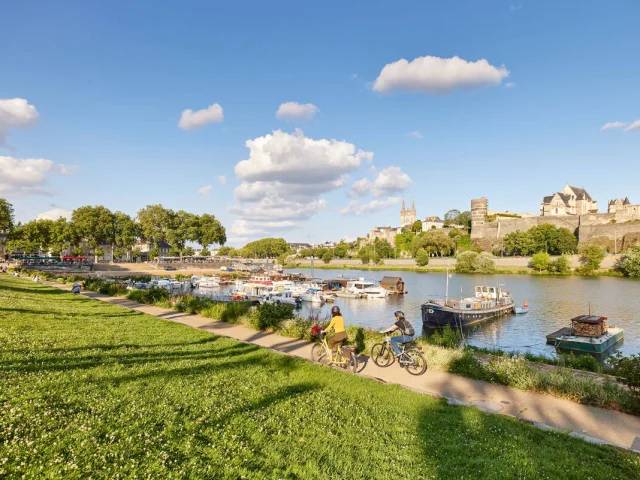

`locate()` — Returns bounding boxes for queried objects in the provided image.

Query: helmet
[394,310,405,320]
[331,306,341,316]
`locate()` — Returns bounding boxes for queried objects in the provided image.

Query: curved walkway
[51,282,640,454]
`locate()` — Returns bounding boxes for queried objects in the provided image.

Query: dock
[546,327,624,354]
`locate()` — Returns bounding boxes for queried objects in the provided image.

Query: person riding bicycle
[381,311,415,356]
[323,305,348,359]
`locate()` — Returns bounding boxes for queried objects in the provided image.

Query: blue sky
[1,0,639,245]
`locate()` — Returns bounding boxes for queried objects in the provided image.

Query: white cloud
[349,166,412,198]
[505,82,516,88]
[407,131,423,139]
[601,121,626,131]
[510,4,523,12]
[0,98,39,146]
[217,175,227,185]
[340,197,402,216]
[197,185,212,196]
[373,55,510,95]
[178,103,224,130]
[624,120,640,132]
[275,102,319,121]
[0,156,78,196]
[37,207,72,221]
[231,129,372,237]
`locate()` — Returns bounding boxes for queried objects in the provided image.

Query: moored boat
[546,315,624,354]
[346,278,388,298]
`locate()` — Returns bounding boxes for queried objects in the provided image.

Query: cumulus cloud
[340,197,402,216]
[197,185,212,196]
[178,103,224,130]
[0,98,39,146]
[407,131,423,139]
[230,129,372,237]
[624,120,640,132]
[37,207,72,221]
[0,156,78,196]
[217,175,227,185]
[601,121,626,131]
[276,102,319,121]
[373,55,510,95]
[349,166,411,198]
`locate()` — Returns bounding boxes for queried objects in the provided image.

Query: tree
[0,198,15,233]
[113,211,140,261]
[322,250,333,264]
[411,230,456,257]
[132,247,141,260]
[95,246,105,260]
[148,246,159,259]
[358,248,370,264]
[411,220,423,233]
[455,251,478,273]
[550,254,572,274]
[137,205,174,249]
[196,213,226,250]
[7,219,55,254]
[454,211,472,230]
[241,238,289,258]
[444,209,461,226]
[183,246,195,256]
[373,238,395,259]
[579,245,605,273]
[556,227,578,254]
[415,248,429,267]
[394,232,414,256]
[200,246,211,257]
[531,252,551,272]
[333,242,349,259]
[503,230,536,256]
[475,252,496,273]
[297,248,313,258]
[72,206,115,262]
[615,243,640,277]
[217,245,232,256]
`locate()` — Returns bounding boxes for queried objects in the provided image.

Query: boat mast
[445,262,450,303]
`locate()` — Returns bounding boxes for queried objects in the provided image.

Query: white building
[422,216,444,231]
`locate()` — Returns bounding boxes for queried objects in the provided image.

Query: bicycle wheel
[349,351,359,373]
[311,343,329,365]
[404,349,427,376]
[371,343,394,367]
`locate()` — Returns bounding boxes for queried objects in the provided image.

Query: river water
[283,269,640,358]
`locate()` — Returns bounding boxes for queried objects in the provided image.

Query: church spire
[401,198,406,212]
[411,199,415,211]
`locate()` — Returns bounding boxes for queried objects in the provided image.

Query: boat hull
[547,328,624,354]
[422,301,515,328]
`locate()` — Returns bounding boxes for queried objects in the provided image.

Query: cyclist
[323,305,348,360]
[381,311,415,357]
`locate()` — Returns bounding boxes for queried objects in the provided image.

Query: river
[284,269,640,358]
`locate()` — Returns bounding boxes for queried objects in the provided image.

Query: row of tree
[501,224,578,256]
[1,200,226,261]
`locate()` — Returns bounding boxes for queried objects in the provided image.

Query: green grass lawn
[1,276,639,479]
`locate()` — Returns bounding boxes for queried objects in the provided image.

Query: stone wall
[578,221,640,246]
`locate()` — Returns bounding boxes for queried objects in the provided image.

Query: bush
[426,325,461,349]
[174,295,213,314]
[475,252,495,273]
[251,303,295,330]
[580,245,605,271]
[126,286,170,304]
[530,252,551,272]
[415,248,429,267]
[322,251,333,264]
[549,254,572,274]
[455,251,495,274]
[609,353,640,395]
[615,242,640,277]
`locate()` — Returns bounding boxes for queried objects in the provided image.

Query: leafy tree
[531,252,551,272]
[411,219,423,233]
[297,248,313,258]
[411,230,455,257]
[114,246,127,260]
[529,224,560,254]
[455,251,478,273]
[183,246,195,256]
[615,243,640,277]
[579,245,605,273]
[358,248,370,264]
[241,238,289,258]
[217,245,232,256]
[333,242,349,259]
[503,230,536,256]
[113,211,140,261]
[373,238,395,258]
[452,211,472,230]
[322,250,333,264]
[0,198,15,233]
[475,252,496,273]
[137,204,174,248]
[394,232,414,256]
[95,246,105,259]
[550,254,572,274]
[148,246,159,259]
[556,227,578,254]
[72,246,85,257]
[443,209,461,225]
[7,219,55,254]
[200,246,211,257]
[132,247,141,259]
[314,247,328,259]
[196,213,226,250]
[415,248,429,267]
[72,205,115,262]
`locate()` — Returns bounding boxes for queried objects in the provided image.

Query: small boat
[546,315,624,354]
[199,276,220,288]
[346,279,388,299]
[260,291,301,306]
[514,301,529,314]
[300,288,325,304]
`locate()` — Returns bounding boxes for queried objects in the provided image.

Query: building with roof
[608,197,640,216]
[422,216,444,231]
[540,184,598,216]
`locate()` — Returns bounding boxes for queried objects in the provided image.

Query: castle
[540,184,598,216]
[400,199,417,228]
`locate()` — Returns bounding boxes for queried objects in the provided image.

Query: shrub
[549,254,572,274]
[609,353,640,395]
[530,252,551,272]
[250,303,295,330]
[126,286,169,304]
[615,242,640,277]
[415,248,429,267]
[322,251,333,264]
[426,325,461,349]
[354,327,366,354]
[474,252,495,273]
[455,251,477,273]
[174,295,213,314]
[579,245,605,271]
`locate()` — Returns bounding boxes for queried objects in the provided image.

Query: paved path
[51,282,640,453]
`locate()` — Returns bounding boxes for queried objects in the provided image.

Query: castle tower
[471,197,488,238]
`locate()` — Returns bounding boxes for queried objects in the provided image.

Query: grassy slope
[0,276,638,479]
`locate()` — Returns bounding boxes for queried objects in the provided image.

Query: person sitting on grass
[381,311,415,357]
[323,305,348,361]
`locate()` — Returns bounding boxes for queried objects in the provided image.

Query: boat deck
[546,327,624,354]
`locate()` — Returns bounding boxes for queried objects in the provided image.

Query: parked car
[163,265,176,271]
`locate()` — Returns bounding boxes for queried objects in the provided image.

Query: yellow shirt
[324,315,346,333]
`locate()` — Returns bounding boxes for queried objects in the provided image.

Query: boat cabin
[571,315,608,337]
[447,298,495,310]
[380,276,405,294]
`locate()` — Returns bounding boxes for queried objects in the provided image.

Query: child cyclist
[380,311,415,356]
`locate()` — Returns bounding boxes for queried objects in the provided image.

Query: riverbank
[2,275,640,476]
[34,274,640,417]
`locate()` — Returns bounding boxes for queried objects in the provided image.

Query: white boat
[346,278,388,298]
[233,282,274,301]
[190,275,200,288]
[198,275,220,288]
[300,288,325,304]
[260,291,301,306]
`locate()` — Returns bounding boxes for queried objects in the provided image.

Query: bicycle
[370,334,427,375]
[311,331,358,373]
